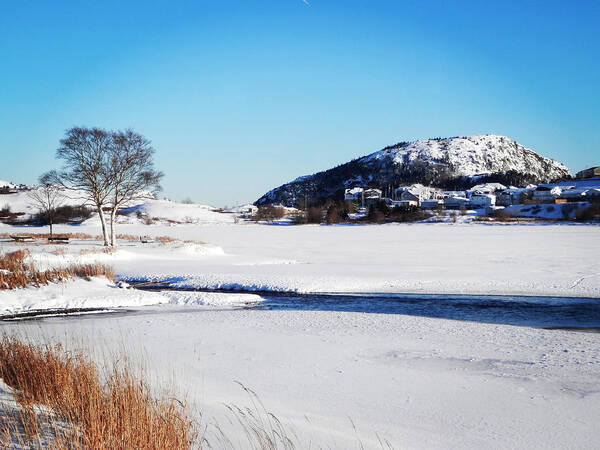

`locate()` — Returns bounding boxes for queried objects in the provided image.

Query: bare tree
[27,173,66,237]
[106,129,163,246]
[53,127,113,246]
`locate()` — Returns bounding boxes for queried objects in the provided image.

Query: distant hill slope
[255,135,571,206]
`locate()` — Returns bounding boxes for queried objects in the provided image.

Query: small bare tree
[106,129,163,246]
[28,173,66,237]
[53,127,113,246]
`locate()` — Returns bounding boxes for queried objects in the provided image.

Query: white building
[363,188,382,199]
[532,186,562,202]
[444,196,469,209]
[468,183,506,196]
[468,194,496,208]
[440,190,467,199]
[344,187,364,201]
[420,199,443,209]
[496,188,531,206]
[394,184,433,201]
[559,188,600,201]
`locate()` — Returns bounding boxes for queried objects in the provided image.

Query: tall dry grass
[0,250,114,290]
[0,334,393,449]
[0,336,197,449]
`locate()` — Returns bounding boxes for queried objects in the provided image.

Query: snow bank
[0,278,263,315]
[160,290,263,306]
[505,202,588,219]
[0,277,164,314]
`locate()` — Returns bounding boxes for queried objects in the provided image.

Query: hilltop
[255,135,570,206]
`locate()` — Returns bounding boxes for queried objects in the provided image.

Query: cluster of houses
[343,167,600,212]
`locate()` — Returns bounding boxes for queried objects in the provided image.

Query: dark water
[250,292,600,329]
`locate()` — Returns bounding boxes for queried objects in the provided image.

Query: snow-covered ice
[108,222,600,298]
[1,307,599,449]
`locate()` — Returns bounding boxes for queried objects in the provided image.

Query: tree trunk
[97,205,109,246]
[109,207,117,247]
[49,221,53,238]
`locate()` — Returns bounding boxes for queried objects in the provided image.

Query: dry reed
[0,336,197,449]
[0,250,114,290]
[79,247,117,256]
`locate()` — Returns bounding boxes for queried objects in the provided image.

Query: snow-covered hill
[0,180,15,189]
[256,135,571,206]
[0,182,234,226]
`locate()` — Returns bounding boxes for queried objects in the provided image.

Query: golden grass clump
[0,250,114,290]
[115,234,140,241]
[155,236,176,243]
[115,234,176,243]
[0,336,197,449]
[79,247,117,256]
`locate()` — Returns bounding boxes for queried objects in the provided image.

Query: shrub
[325,204,341,224]
[493,209,514,221]
[389,207,429,223]
[290,211,307,225]
[366,201,390,223]
[561,203,576,219]
[344,200,357,214]
[252,205,286,222]
[0,250,114,290]
[575,204,600,222]
[305,206,322,224]
[36,205,94,225]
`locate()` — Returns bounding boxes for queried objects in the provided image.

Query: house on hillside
[559,188,600,202]
[440,190,467,199]
[444,196,469,209]
[389,198,419,208]
[468,183,506,196]
[420,199,443,210]
[468,194,496,209]
[576,167,600,179]
[496,188,531,206]
[363,188,382,199]
[363,189,382,208]
[532,186,562,202]
[393,184,433,202]
[399,191,420,203]
[344,187,364,201]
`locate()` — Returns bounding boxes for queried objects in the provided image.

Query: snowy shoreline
[124,282,600,300]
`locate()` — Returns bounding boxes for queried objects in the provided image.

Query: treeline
[252,200,431,225]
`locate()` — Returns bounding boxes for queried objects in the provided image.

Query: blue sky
[1,1,598,206]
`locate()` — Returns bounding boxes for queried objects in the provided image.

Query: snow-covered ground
[1,221,599,305]
[0,219,599,448]
[1,307,599,449]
